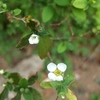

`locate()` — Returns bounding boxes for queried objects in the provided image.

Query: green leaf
[66,89,77,100]
[23,91,33,100]
[72,0,88,9]
[12,8,21,16]
[0,1,7,13]
[37,36,52,59]
[63,75,75,86]
[19,78,28,88]
[72,7,86,21]
[57,42,67,53]
[32,88,43,100]
[67,42,74,51]
[40,81,53,88]
[42,6,54,22]
[28,74,38,85]
[50,81,60,88]
[11,93,21,100]
[54,0,69,6]
[8,72,21,85]
[0,87,8,100]
[16,33,32,49]
[90,0,100,8]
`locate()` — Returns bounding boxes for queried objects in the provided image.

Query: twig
[56,96,58,100]
[47,52,53,62]
[51,18,67,26]
[12,16,26,23]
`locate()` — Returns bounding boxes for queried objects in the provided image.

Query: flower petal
[47,62,57,72]
[56,75,63,81]
[28,34,39,44]
[48,73,56,81]
[57,63,67,72]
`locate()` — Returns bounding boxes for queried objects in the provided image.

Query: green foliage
[57,42,67,53]
[23,91,33,100]
[42,6,54,22]
[11,93,21,100]
[16,33,32,49]
[54,0,69,6]
[72,0,88,9]
[0,87,8,100]
[66,89,77,100]
[28,74,38,85]
[19,78,28,88]
[0,1,7,13]
[11,8,21,16]
[90,93,100,100]
[37,36,52,59]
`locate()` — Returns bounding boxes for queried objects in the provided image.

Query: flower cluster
[28,33,39,44]
[47,62,67,81]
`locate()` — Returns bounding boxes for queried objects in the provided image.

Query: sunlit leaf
[72,0,88,9]
[72,7,86,21]
[12,8,21,16]
[40,81,52,88]
[66,89,77,100]
[42,6,54,22]
[57,42,67,53]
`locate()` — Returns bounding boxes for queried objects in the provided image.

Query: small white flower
[0,69,4,74]
[28,34,39,44]
[47,62,67,81]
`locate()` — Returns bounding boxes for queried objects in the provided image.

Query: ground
[0,45,100,100]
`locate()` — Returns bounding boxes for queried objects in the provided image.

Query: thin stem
[47,52,53,62]
[56,96,58,100]
[12,16,26,23]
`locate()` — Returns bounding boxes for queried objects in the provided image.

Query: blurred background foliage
[0,0,100,69]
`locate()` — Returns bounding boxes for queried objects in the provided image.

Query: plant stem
[47,52,53,62]
[56,96,58,100]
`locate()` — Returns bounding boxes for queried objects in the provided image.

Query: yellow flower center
[32,36,36,40]
[54,69,62,76]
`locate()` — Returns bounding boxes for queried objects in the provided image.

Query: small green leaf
[72,7,86,21]
[23,91,33,100]
[16,33,32,49]
[32,88,43,100]
[66,89,77,100]
[8,72,21,85]
[12,8,21,16]
[54,0,69,6]
[28,74,38,85]
[11,93,21,100]
[0,87,8,100]
[63,75,75,86]
[72,0,88,9]
[40,81,53,88]
[50,81,60,88]
[42,6,54,22]
[67,42,74,51]
[57,42,67,53]
[19,78,28,88]
[37,36,52,59]
[90,0,100,8]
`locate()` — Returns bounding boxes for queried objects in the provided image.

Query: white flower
[28,34,39,44]
[47,62,67,81]
[0,69,4,74]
